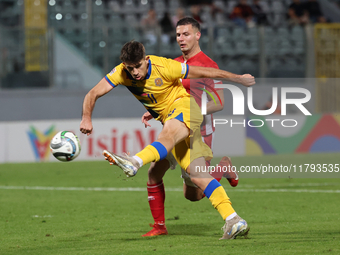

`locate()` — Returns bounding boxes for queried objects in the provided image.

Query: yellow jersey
[105,55,190,122]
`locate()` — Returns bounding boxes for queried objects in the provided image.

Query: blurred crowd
[115,0,327,45]
[183,0,327,28]
[287,0,326,25]
[135,0,328,44]
[0,0,336,86]
[0,0,330,29]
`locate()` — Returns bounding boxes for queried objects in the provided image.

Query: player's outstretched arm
[186,66,255,87]
[80,78,113,135]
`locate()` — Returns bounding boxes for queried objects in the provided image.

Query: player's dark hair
[120,41,146,63]
[176,17,201,32]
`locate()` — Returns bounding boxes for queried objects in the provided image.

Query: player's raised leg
[188,157,249,239]
[135,118,189,167]
[103,118,189,177]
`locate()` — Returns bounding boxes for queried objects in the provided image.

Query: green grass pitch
[0,153,339,255]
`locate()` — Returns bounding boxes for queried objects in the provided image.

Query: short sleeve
[105,63,125,87]
[163,58,189,81]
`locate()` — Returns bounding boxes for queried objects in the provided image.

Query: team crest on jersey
[109,68,116,75]
[155,78,163,87]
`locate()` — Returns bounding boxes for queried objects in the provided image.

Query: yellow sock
[204,179,235,220]
[135,145,160,166]
[135,141,168,166]
[209,186,235,220]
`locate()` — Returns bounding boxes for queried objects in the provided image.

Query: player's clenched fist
[80,119,93,135]
[238,74,255,87]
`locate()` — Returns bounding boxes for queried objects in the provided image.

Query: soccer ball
[50,131,81,162]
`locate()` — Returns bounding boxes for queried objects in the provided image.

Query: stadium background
[0,0,340,163]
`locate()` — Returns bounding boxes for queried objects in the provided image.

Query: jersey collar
[186,51,204,63]
[123,58,152,81]
[144,58,152,80]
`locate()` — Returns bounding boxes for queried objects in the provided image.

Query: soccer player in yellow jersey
[141,17,238,237]
[80,40,255,239]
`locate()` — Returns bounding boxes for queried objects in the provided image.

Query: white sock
[225,212,237,221]
[132,156,143,168]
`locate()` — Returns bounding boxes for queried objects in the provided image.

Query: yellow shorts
[163,96,213,171]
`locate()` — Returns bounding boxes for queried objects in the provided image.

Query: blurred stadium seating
[0,0,339,90]
[0,0,339,119]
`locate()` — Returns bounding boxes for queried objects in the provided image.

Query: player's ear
[145,56,150,61]
[196,31,201,41]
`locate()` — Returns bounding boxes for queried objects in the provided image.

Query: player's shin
[204,179,236,221]
[147,181,165,224]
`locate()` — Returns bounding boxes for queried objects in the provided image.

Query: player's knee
[147,163,160,183]
[147,168,157,182]
[184,192,204,202]
[160,120,189,142]
[183,184,205,201]
[157,131,175,144]
[147,160,168,184]
[185,195,199,202]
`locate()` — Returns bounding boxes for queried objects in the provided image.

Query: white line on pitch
[231,188,340,193]
[0,186,150,192]
[0,185,340,193]
[236,182,340,188]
